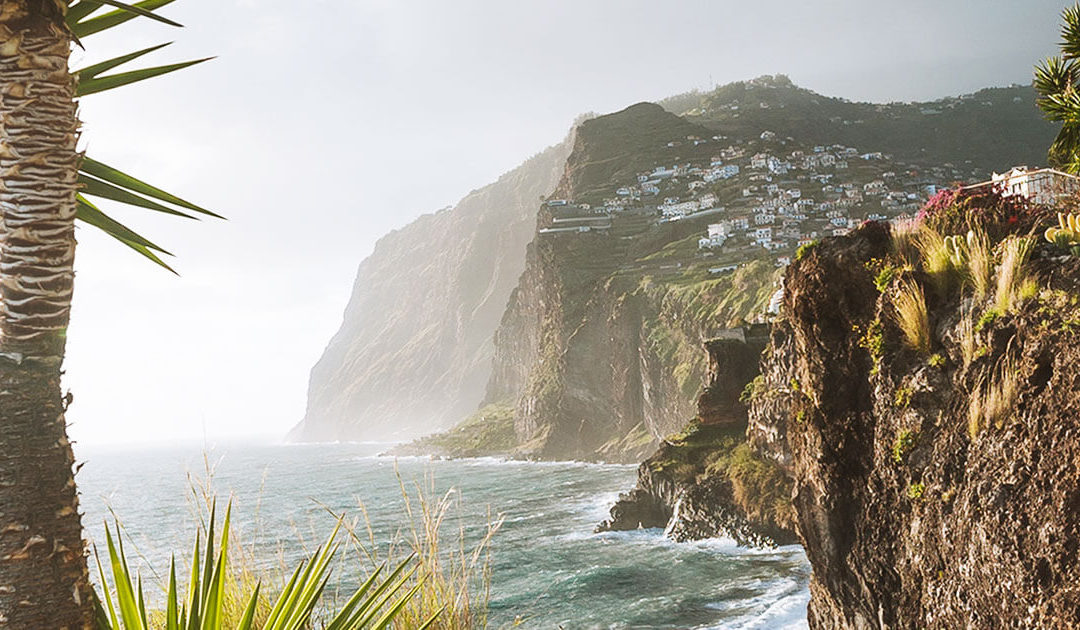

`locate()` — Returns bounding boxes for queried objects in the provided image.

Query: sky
[64,0,1068,447]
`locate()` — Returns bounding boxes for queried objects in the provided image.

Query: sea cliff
[749,211,1080,628]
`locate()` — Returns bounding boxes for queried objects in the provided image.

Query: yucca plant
[0,2,219,625]
[93,503,442,630]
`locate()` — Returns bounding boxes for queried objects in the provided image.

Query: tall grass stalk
[891,219,922,267]
[91,458,497,629]
[335,472,504,630]
[985,354,1021,430]
[966,228,993,302]
[913,226,962,295]
[994,236,1034,313]
[895,279,931,353]
[957,314,976,369]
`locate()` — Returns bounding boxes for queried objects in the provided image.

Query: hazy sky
[65,0,1066,447]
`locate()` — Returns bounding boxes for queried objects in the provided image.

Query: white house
[979,166,1080,205]
[708,222,731,240]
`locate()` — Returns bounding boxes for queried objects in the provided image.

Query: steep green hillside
[665,75,1055,174]
[303,76,1057,451]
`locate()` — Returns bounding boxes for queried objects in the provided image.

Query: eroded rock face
[751,222,1080,629]
[597,330,797,547]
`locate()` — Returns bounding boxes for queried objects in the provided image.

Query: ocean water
[77,442,809,629]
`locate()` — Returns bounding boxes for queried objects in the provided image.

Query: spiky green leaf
[78,58,212,97]
[79,174,197,219]
[71,0,180,39]
[75,43,172,81]
[81,157,222,218]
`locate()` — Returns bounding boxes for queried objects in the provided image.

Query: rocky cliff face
[291,136,574,442]
[750,220,1080,628]
[597,330,798,546]
[484,103,781,462]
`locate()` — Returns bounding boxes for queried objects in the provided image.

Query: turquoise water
[77,442,809,629]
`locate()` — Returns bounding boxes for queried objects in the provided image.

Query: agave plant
[93,503,442,630]
[1045,212,1080,248]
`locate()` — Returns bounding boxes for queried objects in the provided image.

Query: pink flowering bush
[916,185,1053,241]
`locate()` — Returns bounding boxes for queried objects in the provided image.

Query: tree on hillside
[0,1,217,626]
[1036,3,1080,173]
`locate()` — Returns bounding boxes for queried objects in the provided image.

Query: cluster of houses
[539,121,1080,279]
[590,132,952,266]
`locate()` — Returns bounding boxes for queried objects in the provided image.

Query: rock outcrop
[597,330,798,546]
[750,220,1080,628]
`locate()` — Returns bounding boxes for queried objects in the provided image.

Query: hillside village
[539,129,971,272]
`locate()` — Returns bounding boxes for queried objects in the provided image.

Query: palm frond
[1063,3,1080,59]
[78,57,213,97]
[80,158,222,219]
[74,43,172,81]
[1034,56,1076,102]
[76,196,178,273]
[69,0,179,39]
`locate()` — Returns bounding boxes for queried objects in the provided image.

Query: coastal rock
[751,222,1080,628]
[598,332,798,547]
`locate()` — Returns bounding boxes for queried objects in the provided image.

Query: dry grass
[968,354,1021,439]
[890,219,922,267]
[957,314,977,369]
[105,455,501,629]
[335,471,503,630]
[965,228,993,302]
[895,279,931,353]
[994,236,1035,314]
[913,225,963,295]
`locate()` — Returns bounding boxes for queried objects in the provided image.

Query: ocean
[77,442,809,629]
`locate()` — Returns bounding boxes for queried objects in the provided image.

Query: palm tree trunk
[0,1,94,627]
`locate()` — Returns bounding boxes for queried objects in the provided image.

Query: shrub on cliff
[917,185,1053,241]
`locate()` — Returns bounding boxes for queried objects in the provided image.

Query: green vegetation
[393,404,517,458]
[874,264,897,293]
[94,504,437,630]
[795,241,818,261]
[652,421,748,480]
[740,375,765,403]
[721,444,798,533]
[1045,212,1080,248]
[907,482,926,500]
[975,308,1001,332]
[893,385,915,409]
[675,77,1054,173]
[649,421,795,533]
[96,475,499,630]
[856,318,885,375]
[928,354,946,368]
[892,429,917,463]
[1035,4,1080,172]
